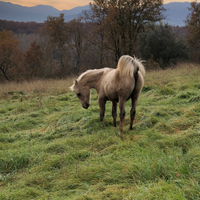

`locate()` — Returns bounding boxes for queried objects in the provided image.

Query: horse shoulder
[99,69,117,101]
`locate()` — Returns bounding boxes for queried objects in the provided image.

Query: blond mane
[70,68,111,91]
[116,55,145,77]
[77,68,110,82]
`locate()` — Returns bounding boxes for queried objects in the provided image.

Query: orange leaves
[23,41,43,78]
[0,30,21,81]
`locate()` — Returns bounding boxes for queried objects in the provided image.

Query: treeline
[0,0,199,82]
[0,20,44,34]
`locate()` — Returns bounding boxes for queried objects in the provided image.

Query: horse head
[70,80,90,109]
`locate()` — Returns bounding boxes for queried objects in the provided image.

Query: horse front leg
[98,97,106,122]
[119,99,126,135]
[112,101,117,127]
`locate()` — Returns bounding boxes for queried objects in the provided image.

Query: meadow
[0,63,200,199]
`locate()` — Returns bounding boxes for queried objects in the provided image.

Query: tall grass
[0,78,73,99]
[0,63,200,199]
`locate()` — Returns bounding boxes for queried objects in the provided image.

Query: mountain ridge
[0,1,191,26]
[163,2,190,26]
[0,1,90,22]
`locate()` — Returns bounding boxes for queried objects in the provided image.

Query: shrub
[138,23,189,69]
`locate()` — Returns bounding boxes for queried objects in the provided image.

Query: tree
[23,41,43,78]
[42,13,70,77]
[68,18,89,72]
[138,23,189,69]
[0,30,21,81]
[84,1,108,68]
[85,0,166,64]
[185,2,200,62]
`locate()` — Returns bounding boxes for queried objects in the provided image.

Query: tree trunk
[0,67,9,81]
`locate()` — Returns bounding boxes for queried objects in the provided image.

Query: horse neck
[78,69,104,89]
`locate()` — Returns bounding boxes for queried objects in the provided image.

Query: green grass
[0,63,200,199]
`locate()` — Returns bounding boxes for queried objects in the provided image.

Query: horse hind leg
[112,102,117,127]
[130,71,144,130]
[130,100,137,130]
[119,99,126,135]
[130,92,140,130]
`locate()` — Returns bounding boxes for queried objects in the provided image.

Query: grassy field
[0,63,200,199]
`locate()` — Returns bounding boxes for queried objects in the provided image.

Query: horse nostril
[83,103,90,109]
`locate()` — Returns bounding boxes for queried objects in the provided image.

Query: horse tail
[117,55,145,78]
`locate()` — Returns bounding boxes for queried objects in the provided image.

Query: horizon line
[0,0,194,11]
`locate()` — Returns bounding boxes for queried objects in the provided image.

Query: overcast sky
[2,0,195,10]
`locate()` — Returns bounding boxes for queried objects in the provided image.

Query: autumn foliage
[0,30,21,81]
[23,41,43,78]
[185,2,200,62]
[0,1,199,82]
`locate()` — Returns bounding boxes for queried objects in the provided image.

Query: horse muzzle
[83,103,90,109]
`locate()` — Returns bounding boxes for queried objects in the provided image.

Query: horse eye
[77,93,81,97]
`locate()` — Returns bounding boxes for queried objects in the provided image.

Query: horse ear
[74,79,78,86]
[69,85,74,91]
[69,79,78,91]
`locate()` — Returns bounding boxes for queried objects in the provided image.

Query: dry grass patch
[0,78,73,99]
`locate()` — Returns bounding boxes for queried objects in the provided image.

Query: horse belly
[107,92,119,102]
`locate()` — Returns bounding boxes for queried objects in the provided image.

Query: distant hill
[163,2,191,27]
[0,1,89,23]
[0,1,191,26]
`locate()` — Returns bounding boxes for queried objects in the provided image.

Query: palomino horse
[70,55,145,135]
